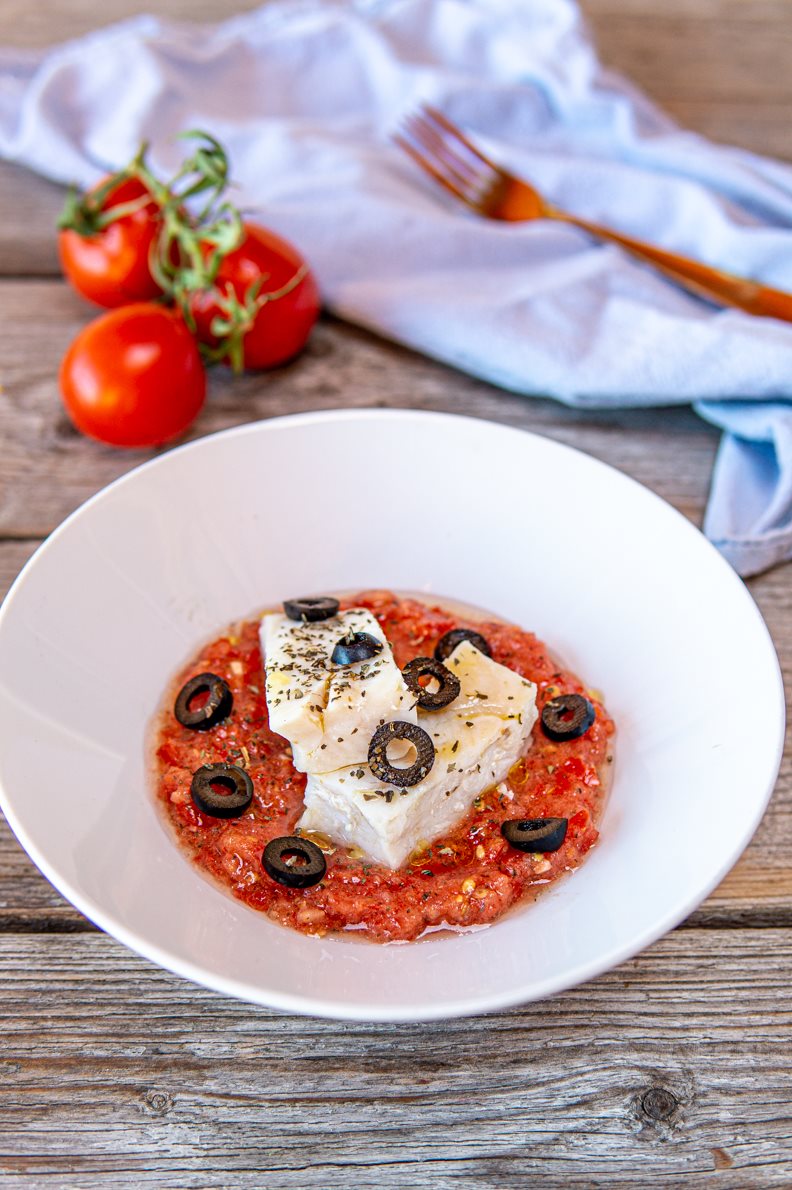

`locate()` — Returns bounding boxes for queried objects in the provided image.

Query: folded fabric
[2,0,792,576]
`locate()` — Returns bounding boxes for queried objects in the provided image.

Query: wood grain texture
[582,0,792,160]
[0,540,38,595]
[0,0,263,49]
[1,1,792,1185]
[1,931,792,1188]
[584,0,792,103]
[0,164,64,276]
[0,281,720,538]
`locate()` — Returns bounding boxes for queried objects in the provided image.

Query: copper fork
[395,106,792,323]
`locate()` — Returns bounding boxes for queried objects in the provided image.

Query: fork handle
[547,205,792,322]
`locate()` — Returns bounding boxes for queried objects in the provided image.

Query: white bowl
[0,410,784,1020]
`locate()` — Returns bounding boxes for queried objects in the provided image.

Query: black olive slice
[331,631,384,666]
[501,817,568,852]
[368,721,435,788]
[174,672,233,731]
[191,763,254,818]
[541,693,595,741]
[262,835,327,888]
[434,628,492,662]
[283,596,340,622]
[402,656,461,710]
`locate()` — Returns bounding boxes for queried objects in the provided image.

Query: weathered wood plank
[0,0,263,50]
[0,540,37,597]
[583,0,792,160]
[0,280,720,539]
[0,931,791,1187]
[0,1,791,1185]
[0,163,64,276]
[584,0,792,103]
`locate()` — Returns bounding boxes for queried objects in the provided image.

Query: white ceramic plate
[0,410,784,1021]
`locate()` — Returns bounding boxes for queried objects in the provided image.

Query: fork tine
[421,105,498,173]
[393,131,476,209]
[403,113,484,192]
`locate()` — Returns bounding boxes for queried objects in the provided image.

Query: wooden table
[1,2,791,1185]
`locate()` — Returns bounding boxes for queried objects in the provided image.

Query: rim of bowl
[0,408,785,1020]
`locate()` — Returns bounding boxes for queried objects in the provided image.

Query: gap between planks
[0,931,791,1189]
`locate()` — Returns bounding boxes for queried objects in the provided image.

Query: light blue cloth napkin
[2,0,792,576]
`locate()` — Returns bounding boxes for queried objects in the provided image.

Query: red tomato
[189,223,320,369]
[58,176,163,308]
[59,304,206,448]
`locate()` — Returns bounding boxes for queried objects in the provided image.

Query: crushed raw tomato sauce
[152,590,615,943]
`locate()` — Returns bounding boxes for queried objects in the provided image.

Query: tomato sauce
[152,591,615,943]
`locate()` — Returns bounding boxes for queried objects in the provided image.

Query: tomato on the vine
[59,303,206,448]
[58,175,163,308]
[55,135,322,452]
[188,223,320,370]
